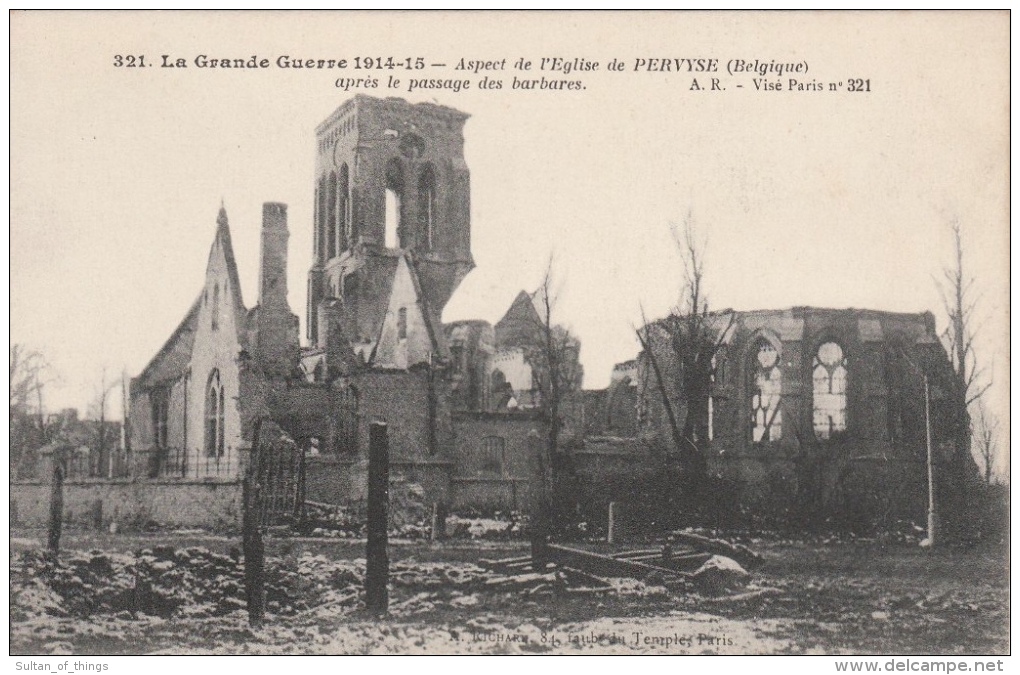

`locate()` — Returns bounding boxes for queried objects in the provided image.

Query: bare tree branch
[9,345,51,412]
[935,220,989,407]
[974,402,1000,484]
[636,214,727,483]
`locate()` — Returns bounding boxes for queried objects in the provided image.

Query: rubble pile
[11,547,363,620]
[299,502,529,541]
[446,512,528,540]
[10,531,763,629]
[479,532,763,596]
[10,547,513,622]
[300,502,366,538]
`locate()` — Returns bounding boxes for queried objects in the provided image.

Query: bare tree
[938,220,991,407]
[635,216,733,488]
[522,258,584,535]
[88,367,120,478]
[10,344,49,417]
[9,345,53,476]
[974,402,1000,485]
[529,263,582,452]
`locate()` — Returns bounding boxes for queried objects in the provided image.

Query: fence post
[528,429,550,568]
[365,422,389,614]
[430,501,447,542]
[47,460,64,557]
[295,444,307,522]
[607,501,617,545]
[91,499,104,531]
[242,471,266,627]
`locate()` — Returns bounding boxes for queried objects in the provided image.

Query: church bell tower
[306,95,474,344]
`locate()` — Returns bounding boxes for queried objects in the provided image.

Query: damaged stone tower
[306,95,474,357]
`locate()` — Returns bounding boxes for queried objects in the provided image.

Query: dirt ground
[9,529,1009,655]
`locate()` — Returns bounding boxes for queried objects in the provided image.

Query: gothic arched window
[326,171,338,260]
[338,163,350,252]
[204,370,224,457]
[418,166,437,251]
[384,159,403,248]
[151,387,169,449]
[317,175,327,261]
[813,341,848,439]
[750,339,782,443]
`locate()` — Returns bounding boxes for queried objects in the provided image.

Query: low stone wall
[449,477,533,512]
[304,456,452,507]
[10,478,242,531]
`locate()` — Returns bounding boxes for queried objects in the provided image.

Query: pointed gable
[494,290,543,350]
[209,206,248,343]
[370,254,445,369]
[134,208,247,390]
[186,206,248,456]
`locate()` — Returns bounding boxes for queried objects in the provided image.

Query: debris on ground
[10,534,1008,655]
[690,555,750,594]
[478,536,763,595]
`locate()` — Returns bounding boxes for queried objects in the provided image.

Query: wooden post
[607,501,617,545]
[923,375,937,547]
[91,499,103,531]
[47,460,64,557]
[365,422,389,613]
[295,442,307,522]
[242,472,266,627]
[430,501,447,542]
[528,429,549,568]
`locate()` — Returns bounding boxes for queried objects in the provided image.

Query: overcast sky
[10,12,1009,470]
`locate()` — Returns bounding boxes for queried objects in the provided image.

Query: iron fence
[158,445,242,479]
[62,448,132,480]
[247,420,305,527]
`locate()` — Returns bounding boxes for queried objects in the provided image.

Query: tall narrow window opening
[326,172,338,259]
[317,176,327,262]
[338,164,350,252]
[418,167,436,251]
[217,386,225,456]
[312,185,320,258]
[204,370,223,457]
[384,160,403,248]
[151,388,169,449]
[813,341,848,439]
[750,339,782,442]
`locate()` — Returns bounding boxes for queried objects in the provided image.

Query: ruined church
[127,94,972,528]
[129,95,564,511]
